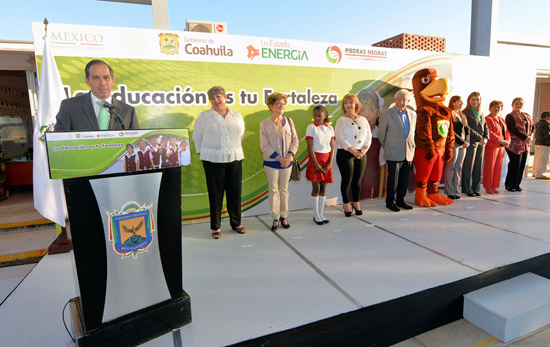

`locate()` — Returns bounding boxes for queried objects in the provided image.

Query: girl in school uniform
[136,139,153,170]
[306,105,335,224]
[124,143,138,172]
[179,139,191,166]
[149,136,161,169]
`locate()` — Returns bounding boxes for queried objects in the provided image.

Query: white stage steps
[463,273,550,342]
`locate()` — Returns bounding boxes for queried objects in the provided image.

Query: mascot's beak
[420,78,448,103]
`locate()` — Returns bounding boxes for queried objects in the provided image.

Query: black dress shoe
[386,203,400,212]
[516,187,522,192]
[455,195,461,199]
[467,193,476,197]
[352,205,363,215]
[505,187,516,192]
[474,192,481,196]
[396,201,413,210]
[323,219,330,224]
[447,195,456,200]
[344,211,352,217]
[280,217,290,229]
[313,217,324,225]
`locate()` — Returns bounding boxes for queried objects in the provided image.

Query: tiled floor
[393,318,550,347]
[1,177,550,346]
[0,263,35,306]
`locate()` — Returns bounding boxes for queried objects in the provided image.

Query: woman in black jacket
[462,92,489,197]
[505,97,534,191]
[444,96,470,199]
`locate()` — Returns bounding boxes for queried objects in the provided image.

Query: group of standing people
[444,93,535,198]
[124,136,190,172]
[192,85,543,240]
[192,87,372,239]
[53,60,547,241]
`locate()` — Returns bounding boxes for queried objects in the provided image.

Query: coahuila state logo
[38,122,55,144]
[159,33,179,55]
[326,46,342,64]
[107,201,155,259]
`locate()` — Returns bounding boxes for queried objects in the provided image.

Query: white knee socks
[312,196,322,222]
[318,196,326,221]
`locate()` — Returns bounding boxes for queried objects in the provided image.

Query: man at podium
[54,59,140,131]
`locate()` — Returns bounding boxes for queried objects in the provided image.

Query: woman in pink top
[483,100,510,194]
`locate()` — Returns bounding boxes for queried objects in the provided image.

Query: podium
[45,129,192,346]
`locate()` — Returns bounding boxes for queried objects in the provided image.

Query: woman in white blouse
[193,86,246,239]
[335,93,372,216]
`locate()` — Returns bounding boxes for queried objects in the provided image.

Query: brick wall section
[540,83,550,115]
[373,33,446,52]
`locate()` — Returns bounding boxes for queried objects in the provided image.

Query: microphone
[101,100,116,110]
[101,100,126,130]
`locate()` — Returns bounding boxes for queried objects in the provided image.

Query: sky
[0,0,549,55]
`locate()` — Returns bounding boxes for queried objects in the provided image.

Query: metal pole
[470,0,500,56]
[98,0,169,29]
[152,0,170,29]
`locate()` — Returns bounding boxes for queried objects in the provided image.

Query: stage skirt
[306,152,333,183]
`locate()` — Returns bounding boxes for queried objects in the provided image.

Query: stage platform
[1,178,550,346]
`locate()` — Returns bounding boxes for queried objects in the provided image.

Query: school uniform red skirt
[306,152,333,183]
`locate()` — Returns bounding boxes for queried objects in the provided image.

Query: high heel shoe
[352,203,363,216]
[313,217,324,225]
[280,217,290,229]
[343,203,352,217]
[271,219,279,231]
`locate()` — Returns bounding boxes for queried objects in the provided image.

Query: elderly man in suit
[55,59,139,131]
[378,89,416,212]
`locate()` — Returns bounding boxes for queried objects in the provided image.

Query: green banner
[45,129,190,179]
[34,23,534,223]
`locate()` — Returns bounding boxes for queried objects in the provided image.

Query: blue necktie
[401,111,410,135]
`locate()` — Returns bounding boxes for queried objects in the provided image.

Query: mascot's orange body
[412,68,455,207]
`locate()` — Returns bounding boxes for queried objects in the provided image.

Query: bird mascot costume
[412,68,455,207]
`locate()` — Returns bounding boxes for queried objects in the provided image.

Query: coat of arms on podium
[107,202,156,259]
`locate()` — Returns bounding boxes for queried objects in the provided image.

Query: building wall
[495,34,550,120]
[373,33,446,52]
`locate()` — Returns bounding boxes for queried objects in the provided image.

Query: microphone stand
[101,101,126,130]
[108,108,126,130]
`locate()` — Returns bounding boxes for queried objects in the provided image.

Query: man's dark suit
[54,92,139,131]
